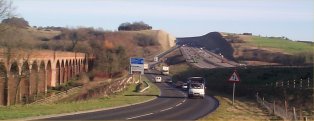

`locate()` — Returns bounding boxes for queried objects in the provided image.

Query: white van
[155,76,162,83]
[187,77,205,98]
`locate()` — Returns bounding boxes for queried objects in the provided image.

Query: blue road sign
[130,57,144,64]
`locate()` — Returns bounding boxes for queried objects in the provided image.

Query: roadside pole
[130,57,145,84]
[228,70,240,106]
[232,83,235,105]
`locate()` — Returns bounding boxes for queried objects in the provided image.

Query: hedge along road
[37,73,219,120]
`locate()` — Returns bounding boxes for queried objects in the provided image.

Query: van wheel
[188,95,192,98]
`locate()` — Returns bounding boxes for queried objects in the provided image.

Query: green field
[248,36,314,54]
[0,76,160,120]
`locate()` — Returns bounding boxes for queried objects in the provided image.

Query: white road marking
[175,103,182,107]
[182,99,186,103]
[126,113,154,120]
[160,107,173,112]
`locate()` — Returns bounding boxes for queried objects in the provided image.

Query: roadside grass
[248,36,314,54]
[199,91,277,121]
[0,76,160,120]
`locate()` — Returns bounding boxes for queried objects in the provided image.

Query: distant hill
[176,32,313,65]
[177,32,234,60]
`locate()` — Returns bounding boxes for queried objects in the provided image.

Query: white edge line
[175,103,182,107]
[126,113,154,120]
[160,107,173,112]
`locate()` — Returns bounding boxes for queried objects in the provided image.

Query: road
[180,46,237,68]
[38,74,219,120]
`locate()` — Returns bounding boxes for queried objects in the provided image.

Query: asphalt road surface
[180,46,237,68]
[38,74,219,120]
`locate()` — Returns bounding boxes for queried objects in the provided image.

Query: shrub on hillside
[135,34,159,47]
[118,21,152,31]
[1,17,29,28]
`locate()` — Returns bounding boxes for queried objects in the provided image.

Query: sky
[12,0,314,41]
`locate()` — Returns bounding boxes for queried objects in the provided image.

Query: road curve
[38,74,219,120]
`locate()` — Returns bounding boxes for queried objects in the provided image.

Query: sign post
[228,70,240,105]
[130,57,144,83]
[130,57,144,75]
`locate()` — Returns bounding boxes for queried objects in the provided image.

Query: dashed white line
[126,113,154,120]
[175,103,182,107]
[160,107,173,112]
[182,99,186,103]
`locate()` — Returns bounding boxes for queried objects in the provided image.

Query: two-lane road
[39,74,219,120]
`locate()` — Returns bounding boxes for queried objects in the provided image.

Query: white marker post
[232,83,235,105]
[228,70,240,105]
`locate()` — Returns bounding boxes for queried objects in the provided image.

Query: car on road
[182,83,188,90]
[166,78,172,83]
[155,76,162,83]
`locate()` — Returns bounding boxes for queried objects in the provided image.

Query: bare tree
[0,0,15,32]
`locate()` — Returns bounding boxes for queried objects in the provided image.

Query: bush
[118,21,152,31]
[1,17,30,28]
[135,34,159,47]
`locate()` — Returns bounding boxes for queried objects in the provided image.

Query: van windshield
[190,83,203,89]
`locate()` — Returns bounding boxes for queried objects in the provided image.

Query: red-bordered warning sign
[228,71,240,83]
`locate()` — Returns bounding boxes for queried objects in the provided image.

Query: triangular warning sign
[228,71,240,82]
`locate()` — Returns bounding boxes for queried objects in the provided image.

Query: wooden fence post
[273,100,276,115]
[285,100,288,117]
[300,79,303,89]
[307,78,310,88]
[293,107,297,121]
[276,82,278,87]
[299,108,302,121]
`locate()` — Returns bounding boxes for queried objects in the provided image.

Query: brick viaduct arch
[0,49,93,106]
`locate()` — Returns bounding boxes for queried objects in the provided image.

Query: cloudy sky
[13,0,314,41]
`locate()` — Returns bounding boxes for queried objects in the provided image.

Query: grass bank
[199,91,275,121]
[0,76,160,120]
[248,36,314,54]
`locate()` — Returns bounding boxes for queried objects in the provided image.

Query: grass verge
[199,91,277,121]
[0,76,160,120]
[248,36,314,54]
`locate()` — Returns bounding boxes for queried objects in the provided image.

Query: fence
[31,76,133,104]
[265,78,313,89]
[256,94,313,121]
[31,86,82,104]
[75,76,133,100]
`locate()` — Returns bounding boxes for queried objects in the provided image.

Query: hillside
[103,30,176,60]
[177,32,234,60]
[1,26,176,62]
[176,32,313,66]
[222,33,314,65]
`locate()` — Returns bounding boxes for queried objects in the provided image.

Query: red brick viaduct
[0,48,94,106]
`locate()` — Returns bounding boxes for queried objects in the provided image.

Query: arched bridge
[0,49,94,106]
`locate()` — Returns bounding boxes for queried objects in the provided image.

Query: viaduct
[0,48,94,106]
